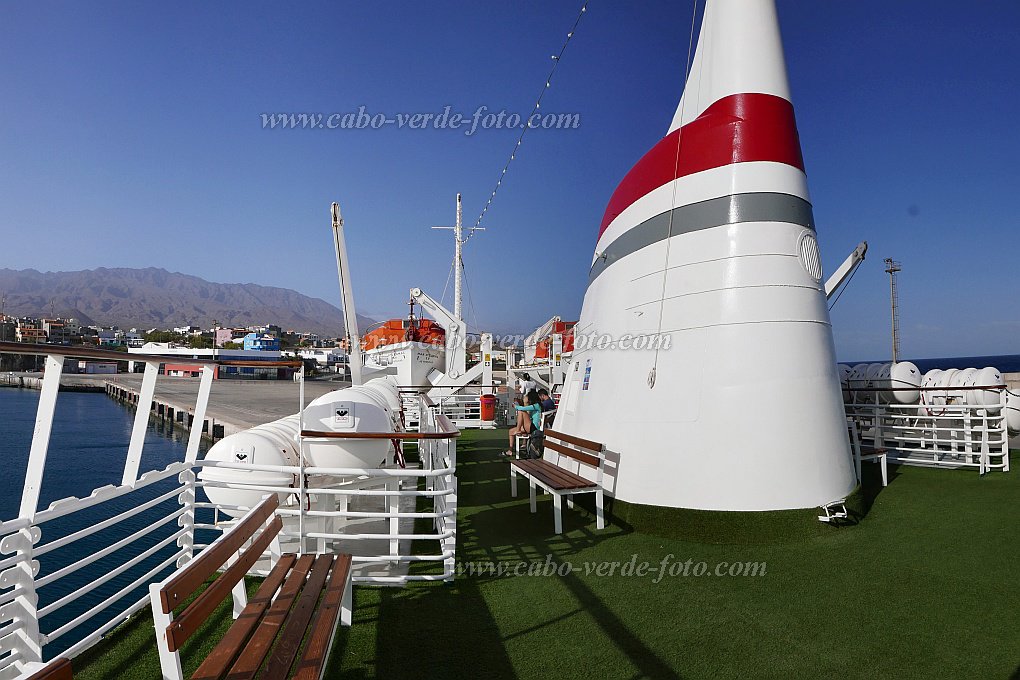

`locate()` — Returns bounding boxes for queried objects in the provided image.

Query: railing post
[0,526,43,667]
[122,360,160,486]
[444,433,458,581]
[184,365,215,464]
[177,469,197,566]
[9,354,63,666]
[19,355,63,520]
[297,366,306,555]
[1001,389,1010,473]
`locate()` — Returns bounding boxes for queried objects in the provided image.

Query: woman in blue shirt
[504,389,542,457]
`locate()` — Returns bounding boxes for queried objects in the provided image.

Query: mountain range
[0,268,375,337]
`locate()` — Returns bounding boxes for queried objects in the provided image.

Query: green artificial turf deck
[74,430,1020,679]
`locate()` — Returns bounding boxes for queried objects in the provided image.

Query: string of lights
[464,0,590,242]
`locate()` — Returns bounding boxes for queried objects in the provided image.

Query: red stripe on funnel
[598,93,805,239]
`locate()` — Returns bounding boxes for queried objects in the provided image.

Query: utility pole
[884,258,901,363]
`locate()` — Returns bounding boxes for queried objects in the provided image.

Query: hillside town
[0,314,349,377]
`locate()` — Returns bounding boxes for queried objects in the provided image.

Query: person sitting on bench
[504,389,542,457]
[537,389,556,411]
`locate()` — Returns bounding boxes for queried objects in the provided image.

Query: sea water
[0,388,208,659]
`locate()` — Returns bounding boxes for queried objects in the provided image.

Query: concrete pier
[102,375,351,443]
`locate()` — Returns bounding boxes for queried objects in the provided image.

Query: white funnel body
[554,0,855,511]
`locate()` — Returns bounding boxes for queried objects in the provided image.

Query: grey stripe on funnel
[590,192,815,284]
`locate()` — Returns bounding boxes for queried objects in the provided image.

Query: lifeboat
[534,322,576,359]
[362,317,445,350]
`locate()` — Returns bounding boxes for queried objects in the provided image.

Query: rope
[461,260,481,332]
[650,0,700,383]
[439,257,456,308]
[465,1,590,241]
[828,259,862,310]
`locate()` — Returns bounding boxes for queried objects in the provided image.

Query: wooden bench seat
[23,657,72,679]
[150,495,354,680]
[510,429,606,534]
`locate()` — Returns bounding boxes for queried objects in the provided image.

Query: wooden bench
[149,495,354,680]
[847,416,888,486]
[509,429,606,534]
[23,657,72,679]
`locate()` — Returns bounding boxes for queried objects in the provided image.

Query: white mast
[331,202,364,385]
[454,193,463,321]
[432,193,482,324]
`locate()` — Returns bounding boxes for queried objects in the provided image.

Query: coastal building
[42,319,72,345]
[128,342,288,379]
[292,348,345,366]
[214,328,234,347]
[15,318,46,344]
[0,317,15,343]
[243,333,281,351]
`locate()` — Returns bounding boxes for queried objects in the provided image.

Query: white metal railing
[0,343,459,677]
[844,388,1009,474]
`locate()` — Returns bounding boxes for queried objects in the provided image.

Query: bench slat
[531,464,595,490]
[543,439,601,468]
[25,658,72,680]
[291,554,354,680]
[513,459,576,488]
[261,554,335,680]
[513,459,595,490]
[167,515,283,652]
[160,494,280,614]
[191,553,297,680]
[227,554,315,680]
[545,429,603,454]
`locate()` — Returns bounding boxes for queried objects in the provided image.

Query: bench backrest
[157,494,282,652]
[25,658,72,680]
[543,429,604,472]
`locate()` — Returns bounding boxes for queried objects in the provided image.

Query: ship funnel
[555,0,856,513]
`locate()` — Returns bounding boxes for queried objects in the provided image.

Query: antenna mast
[884,258,902,362]
[455,194,463,321]
[432,193,483,322]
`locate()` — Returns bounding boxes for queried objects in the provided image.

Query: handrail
[0,341,301,368]
[300,429,459,440]
[845,384,1007,392]
[0,341,216,365]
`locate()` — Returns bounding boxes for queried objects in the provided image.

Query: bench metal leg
[224,550,248,618]
[595,490,605,530]
[341,577,353,627]
[529,479,537,513]
[552,493,563,534]
[880,454,888,487]
[149,583,184,680]
[510,468,518,497]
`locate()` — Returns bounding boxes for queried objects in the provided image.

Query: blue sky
[1,1,1018,361]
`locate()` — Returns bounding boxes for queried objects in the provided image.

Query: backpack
[524,428,545,459]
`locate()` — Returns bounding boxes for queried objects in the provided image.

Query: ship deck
[72,429,1020,679]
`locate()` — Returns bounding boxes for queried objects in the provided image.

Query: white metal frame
[844,389,1009,474]
[0,345,459,677]
[148,499,286,680]
[509,438,605,534]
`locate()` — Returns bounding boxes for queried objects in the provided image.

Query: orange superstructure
[362,318,446,351]
[534,321,576,359]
